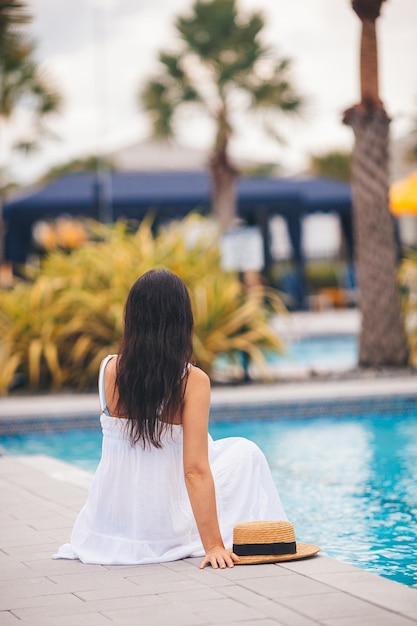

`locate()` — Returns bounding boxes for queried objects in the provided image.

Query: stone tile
[183,557,202,568]
[0,461,31,477]
[13,593,165,620]
[313,571,417,620]
[213,621,284,626]
[19,613,111,626]
[279,556,358,576]
[219,587,318,625]
[104,562,177,577]
[0,577,59,608]
[256,600,321,626]
[121,578,207,597]
[2,492,55,511]
[219,584,276,608]
[126,567,192,586]
[0,592,82,613]
[238,573,335,599]
[0,562,33,581]
[0,611,20,624]
[279,591,393,621]
[0,556,82,581]
[5,502,75,522]
[14,454,93,485]
[27,516,74,531]
[82,593,167,613]
[0,516,17,528]
[321,613,417,626]
[163,559,200,572]
[0,516,30,534]
[1,543,62,560]
[74,580,152,602]
[216,563,289,580]
[158,587,224,604]
[46,570,132,593]
[182,565,238,588]
[0,528,58,548]
[102,603,207,625]
[176,597,266,624]
[49,530,73,544]
[7,482,87,514]
[23,558,104,575]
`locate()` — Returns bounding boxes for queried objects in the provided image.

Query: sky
[5,0,417,184]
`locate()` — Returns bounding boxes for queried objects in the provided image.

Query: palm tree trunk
[209,150,237,229]
[359,19,381,108]
[343,0,408,367]
[344,106,407,366]
[209,105,238,229]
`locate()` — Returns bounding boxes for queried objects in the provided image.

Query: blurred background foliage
[398,251,417,367]
[0,214,286,395]
[309,150,351,183]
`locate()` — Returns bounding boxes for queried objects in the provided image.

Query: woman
[55,269,287,569]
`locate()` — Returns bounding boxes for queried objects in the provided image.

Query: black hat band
[233,541,297,557]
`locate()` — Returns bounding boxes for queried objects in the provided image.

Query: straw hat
[232,520,320,565]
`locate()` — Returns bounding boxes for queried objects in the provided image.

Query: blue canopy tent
[3,171,353,306]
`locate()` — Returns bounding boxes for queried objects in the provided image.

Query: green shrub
[398,254,417,366]
[0,215,285,394]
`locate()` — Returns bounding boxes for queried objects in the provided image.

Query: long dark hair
[115,269,194,448]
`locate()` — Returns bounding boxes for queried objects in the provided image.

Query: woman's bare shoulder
[184,364,210,400]
[182,365,211,427]
[187,364,210,386]
[103,355,117,378]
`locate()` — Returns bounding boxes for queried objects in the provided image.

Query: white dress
[55,355,287,565]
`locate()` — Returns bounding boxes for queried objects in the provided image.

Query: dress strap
[98,354,117,416]
[182,363,191,379]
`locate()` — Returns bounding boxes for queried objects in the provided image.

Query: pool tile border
[1,392,416,436]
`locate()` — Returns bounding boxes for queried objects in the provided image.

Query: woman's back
[102,354,186,426]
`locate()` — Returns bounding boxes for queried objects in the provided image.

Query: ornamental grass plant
[0,215,286,395]
[398,252,417,367]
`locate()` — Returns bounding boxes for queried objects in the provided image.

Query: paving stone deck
[1,454,416,626]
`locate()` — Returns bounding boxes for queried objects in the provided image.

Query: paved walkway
[1,454,417,626]
[1,375,417,424]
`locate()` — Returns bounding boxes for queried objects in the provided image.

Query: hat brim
[234,542,320,565]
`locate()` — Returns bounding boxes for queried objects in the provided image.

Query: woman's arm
[182,366,239,569]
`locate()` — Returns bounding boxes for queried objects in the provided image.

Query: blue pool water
[1,410,416,588]
[215,334,358,377]
[268,333,358,371]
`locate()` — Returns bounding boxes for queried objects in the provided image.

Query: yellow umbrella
[390,170,417,216]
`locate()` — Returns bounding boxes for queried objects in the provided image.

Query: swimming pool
[267,333,358,371]
[1,407,416,588]
[214,333,358,378]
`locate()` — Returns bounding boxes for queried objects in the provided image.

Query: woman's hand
[199,546,240,569]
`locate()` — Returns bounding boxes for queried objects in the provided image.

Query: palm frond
[0,215,286,393]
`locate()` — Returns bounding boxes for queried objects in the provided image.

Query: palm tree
[343,0,408,366]
[0,7,62,267]
[0,1,30,39]
[140,0,303,228]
